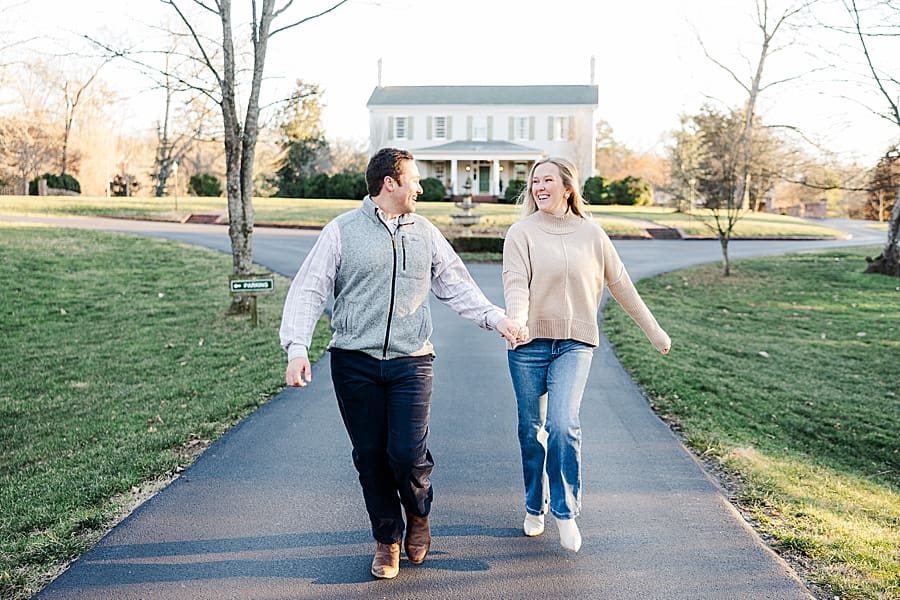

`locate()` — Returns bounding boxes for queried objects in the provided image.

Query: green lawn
[604,246,899,600]
[0,195,847,239]
[594,205,850,238]
[0,225,330,599]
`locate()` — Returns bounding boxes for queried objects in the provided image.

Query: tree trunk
[155,70,174,198]
[61,128,70,175]
[720,232,731,276]
[155,160,171,197]
[217,0,249,314]
[865,188,900,277]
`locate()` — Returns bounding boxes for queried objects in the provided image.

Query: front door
[478,166,490,194]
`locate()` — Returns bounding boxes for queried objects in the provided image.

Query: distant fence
[770,199,827,219]
[803,200,827,219]
[0,182,27,195]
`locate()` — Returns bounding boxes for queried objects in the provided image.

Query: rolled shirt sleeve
[428,222,505,329]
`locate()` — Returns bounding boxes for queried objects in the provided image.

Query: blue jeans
[507,339,594,520]
[330,348,435,545]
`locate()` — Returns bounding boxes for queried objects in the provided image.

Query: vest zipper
[378,215,398,359]
[378,212,414,360]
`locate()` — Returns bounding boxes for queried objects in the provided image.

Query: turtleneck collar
[530,208,584,235]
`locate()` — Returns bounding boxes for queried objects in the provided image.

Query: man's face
[385,160,423,215]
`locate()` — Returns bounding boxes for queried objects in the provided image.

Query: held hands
[285,357,312,387]
[496,317,529,344]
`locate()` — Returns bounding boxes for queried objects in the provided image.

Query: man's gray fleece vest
[330,195,434,360]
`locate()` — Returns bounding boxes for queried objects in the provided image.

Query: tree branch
[187,0,220,14]
[83,35,222,105]
[695,32,751,94]
[845,0,900,127]
[758,65,830,92]
[269,0,351,37]
[160,0,225,92]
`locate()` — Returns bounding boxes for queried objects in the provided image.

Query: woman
[502,157,671,552]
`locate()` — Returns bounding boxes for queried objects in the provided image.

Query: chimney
[377,58,383,88]
[590,55,595,85]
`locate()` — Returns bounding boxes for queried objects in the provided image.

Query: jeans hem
[373,533,403,545]
[550,511,580,520]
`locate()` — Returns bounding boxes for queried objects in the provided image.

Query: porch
[412,140,544,200]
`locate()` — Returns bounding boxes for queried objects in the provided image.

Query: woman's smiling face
[531,162,569,215]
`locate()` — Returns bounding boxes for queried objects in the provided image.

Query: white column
[492,159,500,196]
[451,158,458,196]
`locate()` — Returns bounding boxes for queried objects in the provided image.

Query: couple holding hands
[279,147,671,579]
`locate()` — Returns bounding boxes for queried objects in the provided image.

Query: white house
[366,80,598,201]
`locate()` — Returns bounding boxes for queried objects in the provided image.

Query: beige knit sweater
[502,210,671,352]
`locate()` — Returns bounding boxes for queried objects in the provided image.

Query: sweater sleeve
[501,226,531,327]
[603,238,671,353]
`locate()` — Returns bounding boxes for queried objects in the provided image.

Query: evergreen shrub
[419,177,447,201]
[29,173,81,195]
[188,173,222,197]
[447,236,504,253]
[503,179,526,203]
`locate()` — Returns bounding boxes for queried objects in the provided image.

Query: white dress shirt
[280,212,505,360]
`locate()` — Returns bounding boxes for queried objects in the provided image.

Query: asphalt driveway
[8,214,882,599]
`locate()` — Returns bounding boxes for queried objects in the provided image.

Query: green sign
[230,277,275,294]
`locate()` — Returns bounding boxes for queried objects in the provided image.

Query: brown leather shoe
[371,541,400,579]
[404,513,431,564]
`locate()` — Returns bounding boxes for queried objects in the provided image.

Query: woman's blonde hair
[517,157,588,218]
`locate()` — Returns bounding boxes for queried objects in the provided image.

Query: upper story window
[472,116,488,141]
[395,116,408,140]
[433,116,447,139]
[552,116,569,141]
[514,117,529,140]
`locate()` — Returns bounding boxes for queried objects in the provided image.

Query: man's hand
[496,317,525,344]
[286,357,312,387]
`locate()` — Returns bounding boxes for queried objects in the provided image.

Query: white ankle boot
[554,517,582,552]
[523,513,545,536]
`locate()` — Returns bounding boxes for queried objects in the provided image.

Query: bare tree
[327,137,368,174]
[0,113,62,191]
[151,41,219,198]
[839,0,900,276]
[60,61,109,175]
[594,119,632,178]
[667,115,704,214]
[697,0,817,275]
[158,0,350,313]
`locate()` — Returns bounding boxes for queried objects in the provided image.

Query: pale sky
[8,0,898,166]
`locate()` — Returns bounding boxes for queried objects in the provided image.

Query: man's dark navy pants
[330,348,435,544]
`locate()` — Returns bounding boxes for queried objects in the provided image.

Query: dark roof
[367,85,598,106]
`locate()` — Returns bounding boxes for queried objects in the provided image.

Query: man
[280,147,518,579]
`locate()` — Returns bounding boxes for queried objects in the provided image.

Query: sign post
[229,274,275,326]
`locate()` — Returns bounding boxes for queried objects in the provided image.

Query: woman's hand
[496,317,521,344]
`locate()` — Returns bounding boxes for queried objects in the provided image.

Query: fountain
[450,177,483,234]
